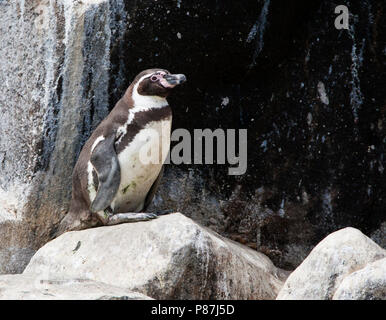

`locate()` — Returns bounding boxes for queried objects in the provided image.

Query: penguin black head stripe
[56,68,186,235]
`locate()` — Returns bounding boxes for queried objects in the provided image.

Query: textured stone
[276,227,386,300]
[127,0,386,269]
[0,274,152,300]
[0,0,110,273]
[24,213,287,300]
[333,258,386,300]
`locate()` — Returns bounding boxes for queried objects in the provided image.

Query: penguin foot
[106,212,157,225]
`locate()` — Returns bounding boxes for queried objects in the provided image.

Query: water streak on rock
[348,20,365,123]
[247,0,270,66]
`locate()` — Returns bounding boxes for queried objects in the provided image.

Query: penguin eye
[150,76,158,82]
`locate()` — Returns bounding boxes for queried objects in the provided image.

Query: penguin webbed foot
[106,212,157,225]
[104,210,174,226]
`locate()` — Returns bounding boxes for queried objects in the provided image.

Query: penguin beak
[161,74,187,88]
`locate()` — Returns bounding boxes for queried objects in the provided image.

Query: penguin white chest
[111,118,171,212]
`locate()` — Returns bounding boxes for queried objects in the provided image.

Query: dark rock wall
[108,0,385,269]
[1,0,384,273]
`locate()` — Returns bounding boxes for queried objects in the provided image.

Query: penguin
[56,69,186,234]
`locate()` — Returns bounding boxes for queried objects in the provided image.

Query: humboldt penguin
[57,69,186,234]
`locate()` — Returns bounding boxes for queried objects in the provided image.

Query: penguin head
[134,68,186,98]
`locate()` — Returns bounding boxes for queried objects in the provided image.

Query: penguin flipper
[89,135,121,213]
[143,165,164,211]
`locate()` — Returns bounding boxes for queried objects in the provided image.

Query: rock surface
[24,213,287,300]
[0,274,151,300]
[0,0,110,273]
[277,227,386,300]
[1,0,385,274]
[111,0,386,269]
[333,258,386,300]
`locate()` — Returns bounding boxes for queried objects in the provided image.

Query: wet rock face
[276,227,386,300]
[113,0,386,268]
[0,275,152,300]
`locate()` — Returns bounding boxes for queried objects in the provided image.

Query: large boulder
[277,227,386,300]
[111,0,386,270]
[24,213,287,300]
[333,258,386,300]
[0,274,151,300]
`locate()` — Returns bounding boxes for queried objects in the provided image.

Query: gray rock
[0,0,111,273]
[1,0,384,276]
[333,258,386,300]
[110,0,386,271]
[277,227,386,300]
[0,274,152,300]
[24,213,287,299]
